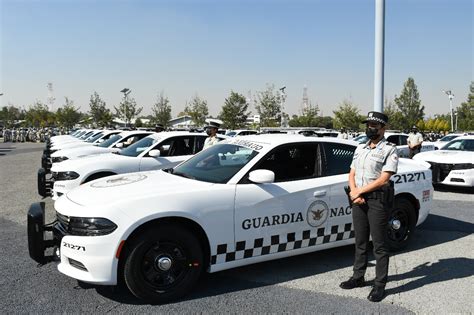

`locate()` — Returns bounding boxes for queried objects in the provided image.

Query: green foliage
[255,84,282,127]
[0,105,22,127]
[185,95,209,127]
[383,99,404,130]
[332,100,363,130]
[288,104,320,127]
[394,77,425,129]
[114,96,143,127]
[456,81,474,131]
[134,117,143,128]
[151,92,172,127]
[218,91,249,129]
[89,92,113,127]
[25,101,54,127]
[56,97,81,128]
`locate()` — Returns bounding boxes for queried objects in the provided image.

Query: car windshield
[439,135,459,142]
[354,135,368,143]
[120,136,160,157]
[85,132,104,143]
[98,134,122,148]
[171,143,259,183]
[442,139,474,151]
[79,131,95,140]
[227,131,237,137]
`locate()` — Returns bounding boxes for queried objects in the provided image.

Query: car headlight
[452,163,474,170]
[53,171,80,181]
[52,156,69,163]
[57,213,117,236]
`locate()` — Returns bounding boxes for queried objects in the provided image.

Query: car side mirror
[248,169,275,184]
[115,142,124,148]
[148,149,161,157]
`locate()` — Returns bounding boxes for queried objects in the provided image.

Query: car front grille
[429,162,454,183]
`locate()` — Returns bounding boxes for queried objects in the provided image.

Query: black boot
[367,285,386,302]
[339,277,365,289]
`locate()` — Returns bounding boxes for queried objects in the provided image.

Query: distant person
[203,120,221,149]
[407,126,423,158]
[155,124,165,132]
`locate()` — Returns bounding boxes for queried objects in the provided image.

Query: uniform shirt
[350,137,399,187]
[407,132,423,147]
[203,136,220,149]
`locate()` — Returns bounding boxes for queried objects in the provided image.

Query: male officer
[203,120,221,149]
[407,125,423,158]
[339,111,398,302]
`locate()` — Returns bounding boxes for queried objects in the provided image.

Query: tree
[151,92,172,127]
[25,101,54,127]
[114,96,143,127]
[56,97,81,129]
[89,92,113,127]
[394,77,425,130]
[218,91,250,129]
[0,105,21,128]
[456,81,474,131]
[255,84,282,127]
[383,98,404,130]
[186,95,209,127]
[289,103,320,127]
[332,100,364,130]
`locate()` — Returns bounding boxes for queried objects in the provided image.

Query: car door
[139,136,197,171]
[233,142,332,262]
[320,142,357,243]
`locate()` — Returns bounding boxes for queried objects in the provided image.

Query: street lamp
[454,111,458,131]
[120,88,132,128]
[443,90,454,132]
[279,86,287,128]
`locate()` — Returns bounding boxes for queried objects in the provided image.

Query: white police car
[49,130,121,152]
[50,132,212,200]
[28,135,432,303]
[413,135,474,187]
[354,132,435,157]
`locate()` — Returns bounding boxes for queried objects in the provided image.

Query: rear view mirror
[148,149,161,157]
[249,169,275,184]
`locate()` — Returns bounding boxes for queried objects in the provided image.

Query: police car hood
[413,150,474,164]
[51,146,116,159]
[66,170,213,207]
[51,152,125,173]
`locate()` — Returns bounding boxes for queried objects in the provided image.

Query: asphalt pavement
[0,142,472,313]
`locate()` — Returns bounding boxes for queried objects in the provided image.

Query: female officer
[339,111,398,303]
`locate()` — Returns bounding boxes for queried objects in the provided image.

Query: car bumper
[27,202,121,285]
[438,169,474,187]
[37,168,54,198]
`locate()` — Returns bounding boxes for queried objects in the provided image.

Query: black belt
[363,191,384,199]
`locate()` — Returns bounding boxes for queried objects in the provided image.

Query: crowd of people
[0,127,70,143]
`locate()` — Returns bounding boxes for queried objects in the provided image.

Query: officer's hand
[350,187,362,200]
[353,197,366,205]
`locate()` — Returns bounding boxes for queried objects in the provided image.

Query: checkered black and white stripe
[211,223,355,265]
[366,116,387,125]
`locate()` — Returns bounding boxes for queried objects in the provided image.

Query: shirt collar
[363,137,386,149]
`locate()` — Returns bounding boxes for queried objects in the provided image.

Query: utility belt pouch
[382,180,395,209]
[344,186,353,207]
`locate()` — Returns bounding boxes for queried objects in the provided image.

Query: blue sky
[1,0,472,118]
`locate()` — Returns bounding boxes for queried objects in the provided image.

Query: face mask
[365,127,380,140]
[206,129,212,136]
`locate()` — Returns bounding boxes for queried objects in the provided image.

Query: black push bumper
[37,168,54,198]
[27,202,62,264]
[41,153,52,171]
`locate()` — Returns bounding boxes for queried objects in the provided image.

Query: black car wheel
[123,224,203,303]
[387,198,417,251]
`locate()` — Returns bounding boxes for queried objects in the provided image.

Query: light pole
[454,111,458,131]
[443,90,454,132]
[120,88,131,128]
[279,86,287,128]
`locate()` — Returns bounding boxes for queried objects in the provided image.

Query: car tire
[387,198,417,252]
[123,224,203,303]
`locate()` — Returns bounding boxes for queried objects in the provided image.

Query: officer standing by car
[339,111,398,303]
[203,120,221,149]
[407,125,423,158]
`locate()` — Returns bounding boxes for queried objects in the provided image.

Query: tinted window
[443,139,474,151]
[151,136,195,157]
[386,135,400,145]
[255,143,318,182]
[116,134,150,148]
[99,134,122,147]
[322,143,356,176]
[121,136,159,157]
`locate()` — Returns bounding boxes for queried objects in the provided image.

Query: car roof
[453,135,474,140]
[230,134,359,147]
[117,130,155,136]
[147,131,208,140]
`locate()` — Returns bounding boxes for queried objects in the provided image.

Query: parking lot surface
[0,142,472,313]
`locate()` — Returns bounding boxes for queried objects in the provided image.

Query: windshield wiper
[173,171,195,179]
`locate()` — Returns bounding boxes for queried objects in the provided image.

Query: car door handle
[313,190,327,197]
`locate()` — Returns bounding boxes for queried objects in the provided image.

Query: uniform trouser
[352,198,390,287]
[409,146,421,159]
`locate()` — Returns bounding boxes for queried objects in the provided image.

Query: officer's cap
[205,119,221,129]
[362,111,388,125]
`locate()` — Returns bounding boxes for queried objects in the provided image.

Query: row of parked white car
[26,127,470,303]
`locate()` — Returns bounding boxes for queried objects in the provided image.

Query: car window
[443,139,474,151]
[99,134,122,147]
[152,136,195,157]
[386,135,400,145]
[321,142,356,176]
[171,143,259,183]
[116,134,149,148]
[121,136,159,157]
[85,132,104,143]
[252,143,319,182]
[399,135,408,145]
